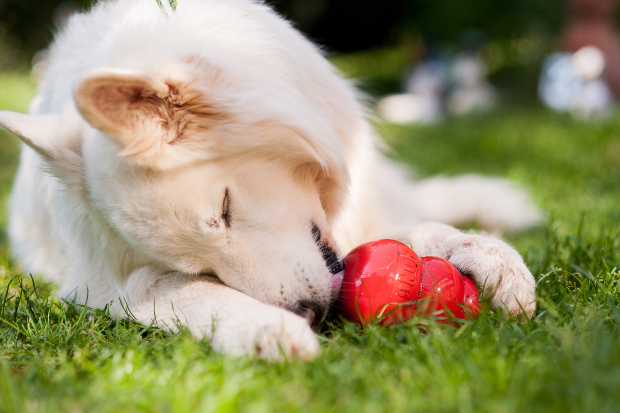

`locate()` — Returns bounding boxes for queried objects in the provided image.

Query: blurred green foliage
[271,0,566,52]
[2,0,566,63]
[0,0,569,100]
[400,0,565,48]
[0,0,90,67]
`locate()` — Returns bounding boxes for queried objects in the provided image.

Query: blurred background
[4,0,620,118]
[0,0,564,102]
[1,0,620,246]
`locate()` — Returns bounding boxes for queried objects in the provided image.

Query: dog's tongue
[331,270,344,295]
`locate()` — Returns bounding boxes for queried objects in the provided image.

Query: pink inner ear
[90,85,142,130]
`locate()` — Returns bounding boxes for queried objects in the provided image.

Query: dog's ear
[0,111,66,160]
[75,69,169,138]
[75,68,207,169]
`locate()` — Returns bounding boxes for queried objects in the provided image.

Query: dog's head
[0,62,351,326]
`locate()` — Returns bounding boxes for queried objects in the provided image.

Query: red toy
[338,239,422,325]
[420,256,466,321]
[338,239,480,326]
[462,276,481,316]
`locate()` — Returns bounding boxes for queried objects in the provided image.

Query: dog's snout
[293,300,327,328]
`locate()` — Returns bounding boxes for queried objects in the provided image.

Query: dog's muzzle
[293,299,328,329]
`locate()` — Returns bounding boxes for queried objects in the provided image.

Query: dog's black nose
[293,300,327,329]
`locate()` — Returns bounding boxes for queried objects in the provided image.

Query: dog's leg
[410,175,543,233]
[407,221,536,317]
[125,270,320,360]
[9,147,67,283]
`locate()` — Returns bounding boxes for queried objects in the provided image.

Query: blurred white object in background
[447,53,497,115]
[575,79,615,118]
[378,60,447,124]
[405,60,449,98]
[572,46,605,80]
[377,93,442,124]
[539,53,582,111]
[378,51,498,124]
[539,46,615,118]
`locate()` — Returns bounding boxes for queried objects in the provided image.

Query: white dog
[0,0,540,359]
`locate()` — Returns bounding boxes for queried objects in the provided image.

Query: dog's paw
[210,305,320,361]
[445,234,536,318]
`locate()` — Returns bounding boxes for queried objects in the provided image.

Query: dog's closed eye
[222,188,231,228]
[311,222,321,244]
[310,222,343,274]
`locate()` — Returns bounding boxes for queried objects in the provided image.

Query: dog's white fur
[0,0,541,360]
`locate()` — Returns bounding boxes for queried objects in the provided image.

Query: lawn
[1,67,620,413]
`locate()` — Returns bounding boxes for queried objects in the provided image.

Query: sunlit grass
[1,69,620,412]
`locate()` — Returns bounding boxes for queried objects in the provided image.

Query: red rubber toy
[419,256,466,321]
[462,275,481,317]
[338,239,422,325]
[338,239,481,326]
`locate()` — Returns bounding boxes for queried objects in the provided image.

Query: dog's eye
[320,243,344,274]
[311,222,321,244]
[311,222,343,274]
[222,188,231,228]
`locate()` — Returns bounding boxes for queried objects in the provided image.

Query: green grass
[1,69,620,413]
[0,72,33,256]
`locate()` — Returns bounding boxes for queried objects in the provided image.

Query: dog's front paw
[445,234,536,317]
[210,305,320,361]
